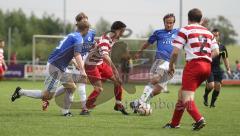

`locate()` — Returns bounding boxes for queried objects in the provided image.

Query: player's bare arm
[74,52,87,77]
[168,47,180,77]
[134,42,151,59]
[103,54,122,84]
[223,57,231,75]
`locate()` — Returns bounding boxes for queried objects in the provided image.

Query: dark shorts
[207,70,223,83]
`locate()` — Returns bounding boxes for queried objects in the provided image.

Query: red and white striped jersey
[173,24,219,62]
[85,34,114,65]
[0,48,4,66]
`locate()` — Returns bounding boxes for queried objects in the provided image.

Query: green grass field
[0,80,240,136]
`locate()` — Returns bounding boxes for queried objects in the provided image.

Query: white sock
[62,89,73,114]
[55,86,65,97]
[139,84,153,103]
[77,83,87,109]
[19,89,42,99]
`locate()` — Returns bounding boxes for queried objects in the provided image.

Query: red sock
[171,100,185,126]
[185,100,202,122]
[114,85,122,102]
[86,89,100,109]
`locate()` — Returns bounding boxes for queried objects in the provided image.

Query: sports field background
[0,80,239,136]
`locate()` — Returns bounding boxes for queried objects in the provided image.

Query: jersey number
[198,35,208,53]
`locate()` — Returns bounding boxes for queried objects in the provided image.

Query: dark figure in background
[120,54,131,83]
[203,28,231,108]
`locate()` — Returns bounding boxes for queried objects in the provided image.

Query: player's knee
[207,82,214,90]
[63,83,77,90]
[214,83,221,91]
[150,78,159,85]
[47,93,54,100]
[93,86,103,92]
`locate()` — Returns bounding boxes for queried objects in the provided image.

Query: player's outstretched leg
[11,86,43,102]
[130,84,154,113]
[11,87,21,102]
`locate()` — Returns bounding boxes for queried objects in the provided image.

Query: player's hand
[134,51,141,60]
[168,64,175,77]
[80,71,88,83]
[227,70,232,76]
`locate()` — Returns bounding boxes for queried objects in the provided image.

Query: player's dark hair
[111,21,126,32]
[212,28,219,33]
[163,13,175,23]
[188,8,202,23]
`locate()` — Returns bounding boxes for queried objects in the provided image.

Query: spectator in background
[120,53,131,83]
[0,39,8,80]
[10,52,17,65]
[236,60,240,72]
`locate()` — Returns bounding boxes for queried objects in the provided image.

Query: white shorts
[149,59,172,90]
[44,63,85,92]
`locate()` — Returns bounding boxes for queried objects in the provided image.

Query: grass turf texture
[0,80,239,136]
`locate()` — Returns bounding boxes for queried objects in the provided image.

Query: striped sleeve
[173,27,187,49]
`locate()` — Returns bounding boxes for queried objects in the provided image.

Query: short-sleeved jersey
[0,48,4,66]
[212,44,228,71]
[85,34,114,65]
[81,29,96,56]
[148,28,179,61]
[48,32,83,71]
[173,24,219,62]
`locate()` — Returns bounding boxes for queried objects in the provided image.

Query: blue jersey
[48,32,83,71]
[81,29,96,56]
[148,28,179,61]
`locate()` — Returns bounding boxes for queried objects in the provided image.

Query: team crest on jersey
[198,35,207,43]
[88,37,91,41]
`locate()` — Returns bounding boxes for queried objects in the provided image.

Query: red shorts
[85,62,113,83]
[0,66,5,76]
[182,59,211,91]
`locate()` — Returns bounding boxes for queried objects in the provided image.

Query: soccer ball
[137,103,152,116]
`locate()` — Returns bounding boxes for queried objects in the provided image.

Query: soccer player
[130,13,179,112]
[42,12,96,115]
[11,20,90,116]
[75,12,96,115]
[163,8,219,130]
[84,21,128,115]
[0,40,8,80]
[203,28,231,108]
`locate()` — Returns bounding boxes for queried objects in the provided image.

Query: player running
[41,12,96,115]
[130,13,179,113]
[163,8,219,130]
[203,28,231,108]
[11,19,90,116]
[84,21,129,115]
